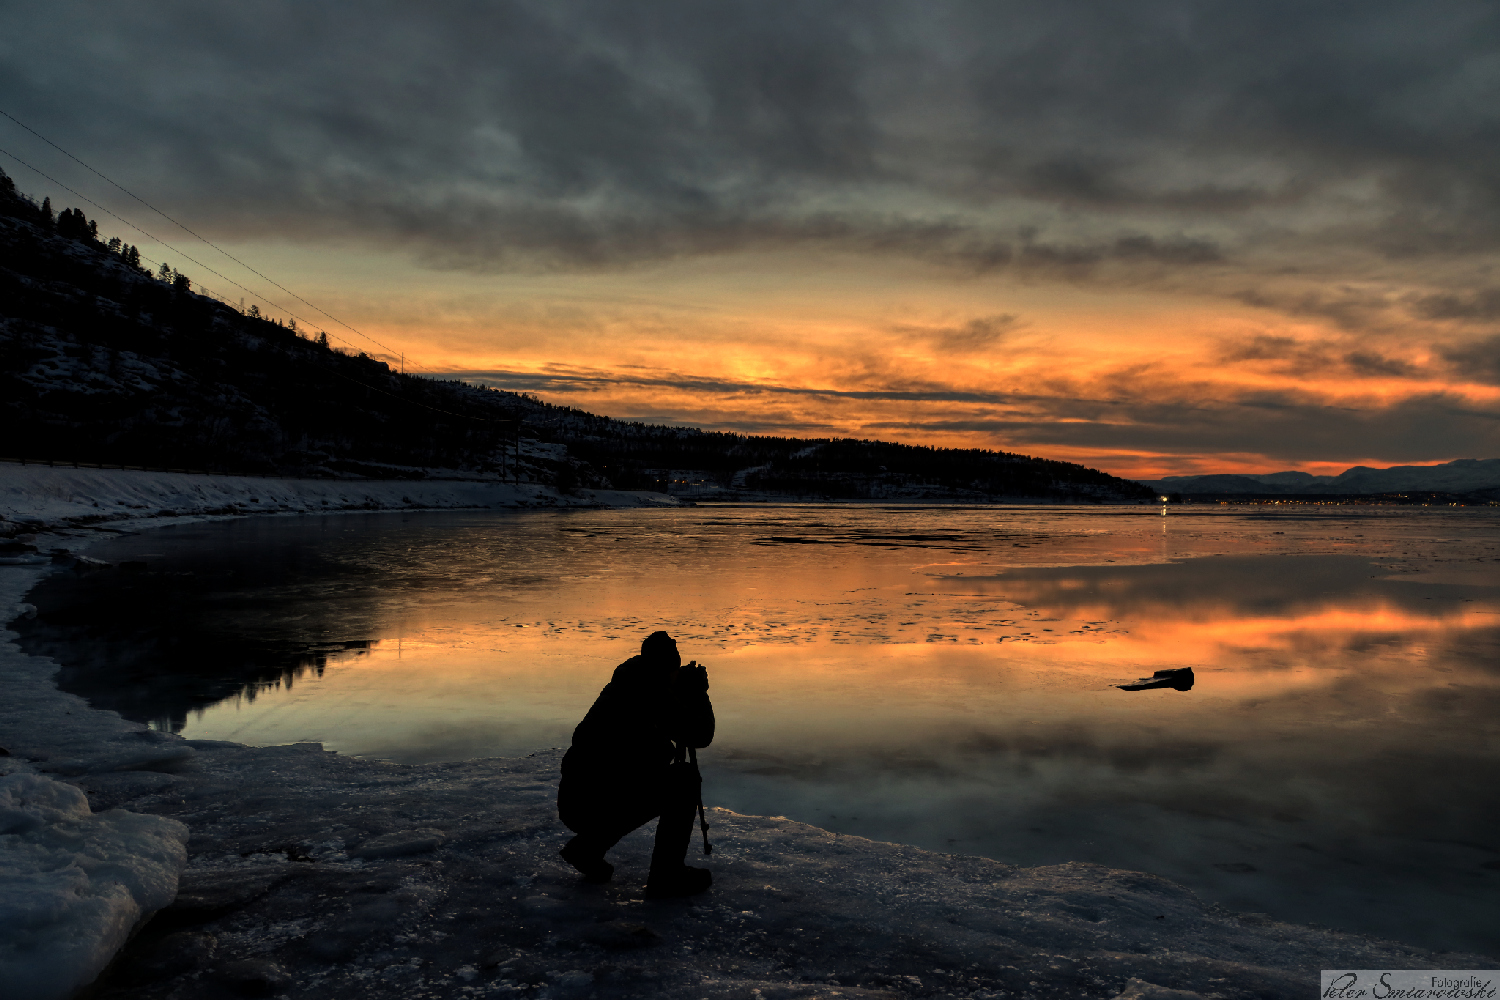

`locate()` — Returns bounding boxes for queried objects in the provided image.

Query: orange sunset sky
[5,2,1500,479]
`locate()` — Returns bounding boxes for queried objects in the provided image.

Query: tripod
[688,745,712,854]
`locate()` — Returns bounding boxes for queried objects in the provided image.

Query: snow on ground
[1,481,1495,999]
[0,464,681,539]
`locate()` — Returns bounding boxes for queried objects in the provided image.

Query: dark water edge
[15,507,1500,955]
[17,518,393,732]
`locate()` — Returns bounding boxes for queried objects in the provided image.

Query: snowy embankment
[0,463,670,999]
[1,556,194,1000]
[0,464,680,538]
[1,471,1494,1000]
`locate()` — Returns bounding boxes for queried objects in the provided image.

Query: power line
[0,108,445,375]
[0,146,329,335]
[0,143,449,391]
[115,241,360,354]
[0,144,383,361]
[153,264,518,428]
[0,151,519,430]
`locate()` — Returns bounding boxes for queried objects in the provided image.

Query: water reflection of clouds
[687,551,1497,950]
[22,507,1500,952]
[708,637,1500,952]
[921,554,1499,673]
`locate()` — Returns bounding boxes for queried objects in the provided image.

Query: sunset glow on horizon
[6,3,1500,478]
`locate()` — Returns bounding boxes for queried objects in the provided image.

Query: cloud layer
[3,1,1498,473]
[7,1,1499,273]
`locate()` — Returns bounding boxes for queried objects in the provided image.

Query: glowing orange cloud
[174,242,1500,480]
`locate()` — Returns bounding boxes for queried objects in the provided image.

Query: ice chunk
[350,827,445,858]
[583,919,664,949]
[121,930,216,982]
[68,771,184,811]
[542,968,594,998]
[1114,979,1211,999]
[217,957,290,993]
[0,773,189,1000]
[1117,666,1195,691]
[43,731,196,777]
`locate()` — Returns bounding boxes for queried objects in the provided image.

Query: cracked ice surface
[2,528,1496,1000]
[22,741,1496,1000]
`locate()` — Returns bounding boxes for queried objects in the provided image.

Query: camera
[674,660,709,691]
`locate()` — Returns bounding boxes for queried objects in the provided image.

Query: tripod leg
[687,746,712,854]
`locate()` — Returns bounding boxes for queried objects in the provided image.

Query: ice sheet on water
[54,735,1476,999]
[3,505,1497,999]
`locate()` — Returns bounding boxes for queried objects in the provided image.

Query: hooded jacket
[565,653,715,776]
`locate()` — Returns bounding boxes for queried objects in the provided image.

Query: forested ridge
[0,168,1150,500]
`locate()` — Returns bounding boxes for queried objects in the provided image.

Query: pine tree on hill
[56,207,97,242]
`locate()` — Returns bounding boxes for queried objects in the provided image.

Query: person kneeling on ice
[558,630,714,898]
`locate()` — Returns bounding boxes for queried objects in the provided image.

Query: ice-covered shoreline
[2,476,1494,999]
[0,465,682,539]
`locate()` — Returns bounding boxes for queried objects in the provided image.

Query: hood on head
[641,630,681,668]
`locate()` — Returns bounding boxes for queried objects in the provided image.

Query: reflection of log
[1117,667,1195,691]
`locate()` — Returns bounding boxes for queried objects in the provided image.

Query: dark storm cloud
[445,362,1500,463]
[1439,336,1500,385]
[1231,287,1408,333]
[1217,334,1421,379]
[868,389,1500,465]
[1413,288,1500,321]
[438,366,1030,404]
[1014,158,1297,213]
[892,314,1022,355]
[2,1,1497,272]
[1343,351,1420,378]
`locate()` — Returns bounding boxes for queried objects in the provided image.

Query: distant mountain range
[1137,459,1500,495]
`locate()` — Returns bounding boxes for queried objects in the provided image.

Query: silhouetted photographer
[558,631,715,898]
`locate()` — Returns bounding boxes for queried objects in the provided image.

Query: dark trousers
[558,757,700,874]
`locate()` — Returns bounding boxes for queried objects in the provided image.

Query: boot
[560,837,614,883]
[644,791,709,897]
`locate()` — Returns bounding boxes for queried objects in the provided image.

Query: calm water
[20,503,1500,952]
